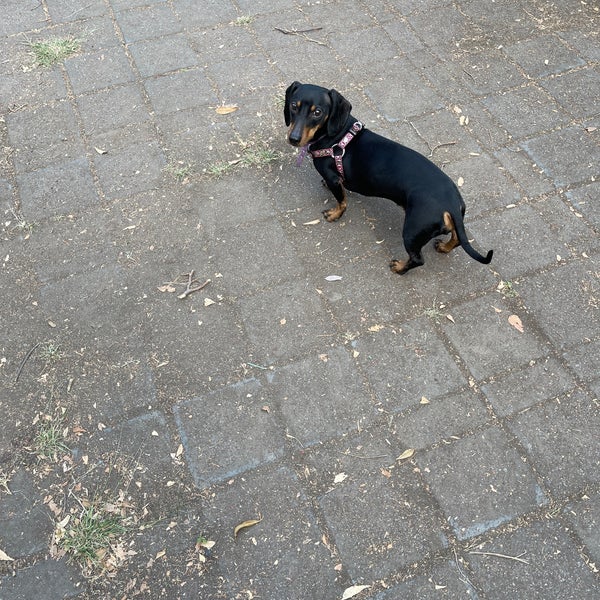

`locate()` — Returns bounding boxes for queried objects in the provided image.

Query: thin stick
[428,141,457,158]
[274,27,328,47]
[15,342,42,383]
[178,271,211,299]
[469,550,530,565]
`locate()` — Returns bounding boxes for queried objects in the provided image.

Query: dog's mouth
[287,124,320,147]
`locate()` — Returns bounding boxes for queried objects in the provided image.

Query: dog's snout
[288,125,302,146]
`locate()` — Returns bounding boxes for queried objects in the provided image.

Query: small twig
[428,141,457,158]
[338,452,390,460]
[274,27,328,47]
[469,550,530,565]
[178,270,211,299]
[15,342,42,383]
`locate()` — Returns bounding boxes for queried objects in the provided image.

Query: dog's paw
[323,207,342,222]
[389,259,408,274]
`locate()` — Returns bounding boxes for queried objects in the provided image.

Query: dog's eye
[290,102,298,112]
[313,108,322,117]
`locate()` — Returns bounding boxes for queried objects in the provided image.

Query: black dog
[284,81,493,274]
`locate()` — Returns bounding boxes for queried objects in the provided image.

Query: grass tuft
[34,414,69,460]
[29,36,81,66]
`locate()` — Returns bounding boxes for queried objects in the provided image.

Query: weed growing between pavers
[7,208,36,239]
[164,162,194,183]
[26,36,81,67]
[497,280,519,297]
[205,139,282,178]
[33,411,70,461]
[51,452,146,576]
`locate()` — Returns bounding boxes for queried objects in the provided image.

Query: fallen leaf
[204,298,216,307]
[176,444,184,457]
[342,584,370,599]
[94,147,108,155]
[397,448,415,461]
[508,314,524,333]
[380,468,392,478]
[261,405,270,413]
[334,472,347,484]
[325,275,343,282]
[457,176,465,187]
[156,549,166,559]
[446,314,455,324]
[215,105,239,115]
[303,219,321,225]
[158,284,176,293]
[0,549,14,561]
[368,324,385,332]
[234,517,263,539]
[420,396,430,405]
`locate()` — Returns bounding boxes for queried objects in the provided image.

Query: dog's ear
[284,81,301,126]
[327,88,352,136]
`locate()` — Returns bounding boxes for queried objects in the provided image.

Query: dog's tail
[449,210,493,264]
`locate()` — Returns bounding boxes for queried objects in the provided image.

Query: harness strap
[309,121,364,180]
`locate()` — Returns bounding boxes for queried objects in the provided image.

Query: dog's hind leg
[434,211,460,254]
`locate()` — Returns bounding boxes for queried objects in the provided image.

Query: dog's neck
[308,116,358,151]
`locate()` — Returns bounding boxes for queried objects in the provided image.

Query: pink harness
[308,121,364,180]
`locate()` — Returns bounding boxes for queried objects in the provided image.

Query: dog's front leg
[322,178,347,222]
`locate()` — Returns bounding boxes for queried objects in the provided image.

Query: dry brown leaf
[368,324,385,332]
[397,448,415,461]
[303,219,321,225]
[457,176,465,187]
[156,549,166,559]
[446,314,455,324]
[215,105,239,115]
[508,314,524,333]
[234,516,263,539]
[342,584,370,599]
[380,468,392,478]
[420,396,430,405]
[334,472,347,484]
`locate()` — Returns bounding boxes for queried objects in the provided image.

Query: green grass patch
[34,414,70,460]
[58,504,128,569]
[29,36,81,67]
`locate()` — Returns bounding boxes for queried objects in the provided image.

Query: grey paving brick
[319,463,448,580]
[330,26,399,67]
[174,378,285,488]
[171,0,237,29]
[481,356,575,418]
[443,153,521,217]
[129,33,198,78]
[355,319,467,413]
[0,557,83,599]
[467,200,596,279]
[483,86,567,139]
[65,46,135,94]
[407,108,482,161]
[407,5,485,55]
[187,22,258,60]
[267,346,376,446]
[144,68,217,114]
[468,520,599,600]
[506,390,600,498]
[418,426,546,540]
[458,51,526,96]
[1,69,67,107]
[46,0,108,23]
[145,294,253,399]
[567,182,600,230]
[541,68,600,120]
[0,0,46,36]
[522,127,600,188]
[365,59,444,121]
[392,388,489,449]
[17,157,98,220]
[439,294,549,381]
[0,470,53,557]
[115,4,182,43]
[202,464,341,599]
[110,0,166,11]
[26,209,116,282]
[503,34,586,78]
[7,101,85,173]
[382,19,426,55]
[518,257,600,350]
[563,338,600,383]
[494,146,555,198]
[238,279,335,363]
[374,557,478,599]
[559,29,600,61]
[94,140,166,200]
[565,492,600,565]
[76,84,150,134]
[206,54,280,97]
[210,218,306,297]
[236,0,295,15]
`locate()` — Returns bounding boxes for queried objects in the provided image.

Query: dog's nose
[288,130,301,146]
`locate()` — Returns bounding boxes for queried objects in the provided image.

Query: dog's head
[284,81,352,147]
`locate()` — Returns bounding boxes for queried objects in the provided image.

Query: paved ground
[1,0,599,598]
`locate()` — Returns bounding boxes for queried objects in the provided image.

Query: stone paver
[1,1,599,598]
